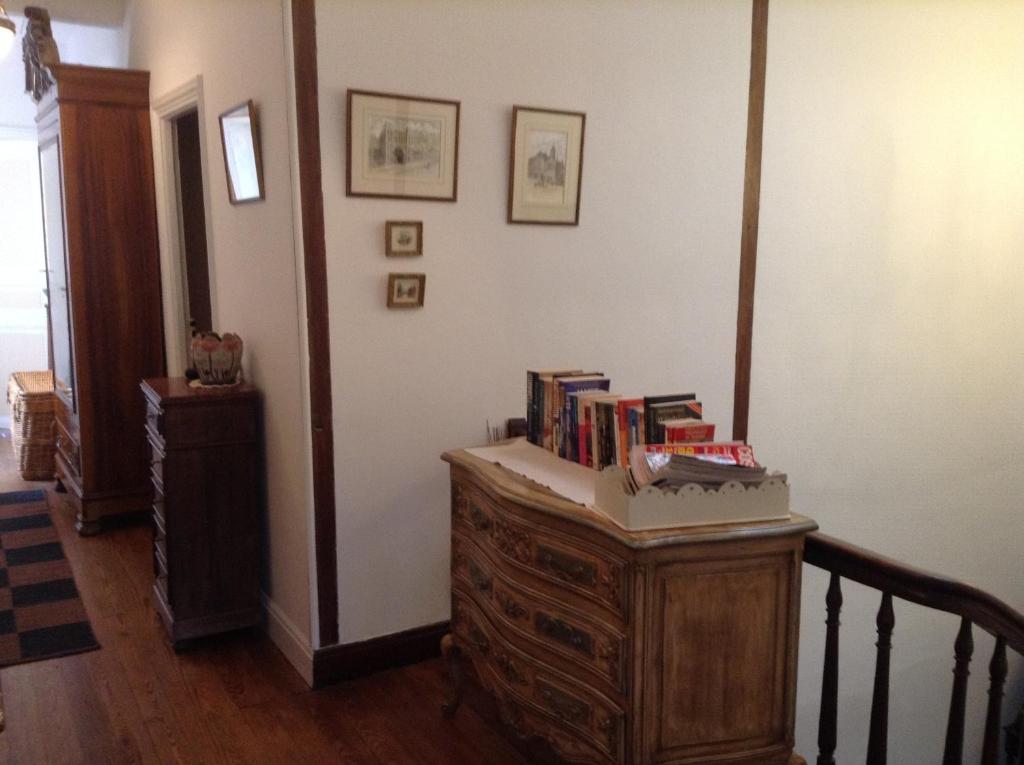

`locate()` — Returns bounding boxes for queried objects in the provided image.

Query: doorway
[172,109,212,339]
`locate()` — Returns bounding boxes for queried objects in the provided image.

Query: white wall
[317,0,751,642]
[0,136,47,428]
[125,0,314,671]
[756,1,1024,760]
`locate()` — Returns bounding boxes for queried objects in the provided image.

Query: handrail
[805,531,1024,655]
[805,530,1024,765]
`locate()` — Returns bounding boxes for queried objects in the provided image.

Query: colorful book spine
[665,421,716,443]
[615,398,644,468]
[642,393,697,444]
[559,379,610,458]
[642,442,758,467]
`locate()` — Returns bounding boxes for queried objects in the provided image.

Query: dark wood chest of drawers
[442,448,816,765]
[141,378,262,647]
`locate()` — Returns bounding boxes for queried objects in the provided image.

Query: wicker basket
[7,371,56,481]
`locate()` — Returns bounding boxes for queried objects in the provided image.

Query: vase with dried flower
[190,332,244,385]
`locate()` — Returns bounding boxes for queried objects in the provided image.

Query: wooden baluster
[817,573,843,765]
[1005,707,1024,765]
[941,618,973,765]
[981,636,1008,765]
[866,592,894,765]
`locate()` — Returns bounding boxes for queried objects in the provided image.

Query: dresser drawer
[152,497,165,529]
[55,419,81,477]
[158,401,258,448]
[453,533,625,693]
[145,402,165,448]
[453,590,623,761]
[155,573,169,603]
[452,482,627,619]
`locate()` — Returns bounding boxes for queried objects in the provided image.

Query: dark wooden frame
[288,0,769,656]
[385,220,423,256]
[507,105,586,226]
[346,88,461,202]
[387,273,426,308]
[291,0,338,647]
[732,0,769,442]
[217,100,266,205]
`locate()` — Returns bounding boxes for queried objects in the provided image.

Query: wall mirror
[218,100,265,204]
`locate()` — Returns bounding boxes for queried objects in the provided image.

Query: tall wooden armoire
[36,63,165,535]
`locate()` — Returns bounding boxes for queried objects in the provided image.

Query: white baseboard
[261,592,314,687]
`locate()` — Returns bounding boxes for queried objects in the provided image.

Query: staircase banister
[805,532,1024,655]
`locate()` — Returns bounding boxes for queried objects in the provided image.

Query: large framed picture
[347,89,460,202]
[218,100,265,204]
[507,106,585,225]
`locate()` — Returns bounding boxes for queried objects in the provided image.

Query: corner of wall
[261,591,314,686]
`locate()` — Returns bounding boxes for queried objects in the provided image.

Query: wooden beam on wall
[732,0,769,443]
[291,0,339,647]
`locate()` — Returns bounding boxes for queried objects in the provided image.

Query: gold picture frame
[387,273,426,308]
[385,221,423,256]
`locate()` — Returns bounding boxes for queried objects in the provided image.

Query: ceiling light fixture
[0,3,15,61]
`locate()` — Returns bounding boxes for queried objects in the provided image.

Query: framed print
[347,89,460,201]
[218,100,265,204]
[385,221,423,256]
[507,106,585,225]
[387,273,426,308]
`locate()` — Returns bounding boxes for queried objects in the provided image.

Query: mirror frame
[218,100,265,205]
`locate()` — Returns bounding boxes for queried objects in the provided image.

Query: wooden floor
[0,433,531,765]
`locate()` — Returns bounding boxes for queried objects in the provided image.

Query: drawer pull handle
[468,561,492,594]
[535,612,594,657]
[469,503,492,532]
[468,623,490,655]
[537,681,591,726]
[536,545,597,588]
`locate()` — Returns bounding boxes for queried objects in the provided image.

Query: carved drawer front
[452,534,625,692]
[451,482,627,618]
[452,591,624,761]
[454,537,626,684]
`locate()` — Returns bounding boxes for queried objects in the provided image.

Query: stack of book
[626,443,783,494]
[525,367,786,497]
[525,368,718,470]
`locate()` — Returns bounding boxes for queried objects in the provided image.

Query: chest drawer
[453,533,625,693]
[452,589,623,762]
[452,482,628,620]
[55,419,81,477]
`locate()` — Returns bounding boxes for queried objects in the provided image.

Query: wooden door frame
[732,0,769,443]
[290,0,339,647]
[288,0,769,648]
[151,76,219,377]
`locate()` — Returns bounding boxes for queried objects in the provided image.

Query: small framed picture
[387,273,426,308]
[218,100,265,204]
[385,221,423,256]
[508,106,586,225]
[348,89,460,202]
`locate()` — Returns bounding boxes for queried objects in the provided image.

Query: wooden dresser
[141,378,262,648]
[442,448,816,765]
[37,64,165,535]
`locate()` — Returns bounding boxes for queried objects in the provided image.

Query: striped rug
[0,489,99,666]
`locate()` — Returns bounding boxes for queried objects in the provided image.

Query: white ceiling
[5,0,126,28]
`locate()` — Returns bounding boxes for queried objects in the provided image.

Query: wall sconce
[0,3,16,61]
